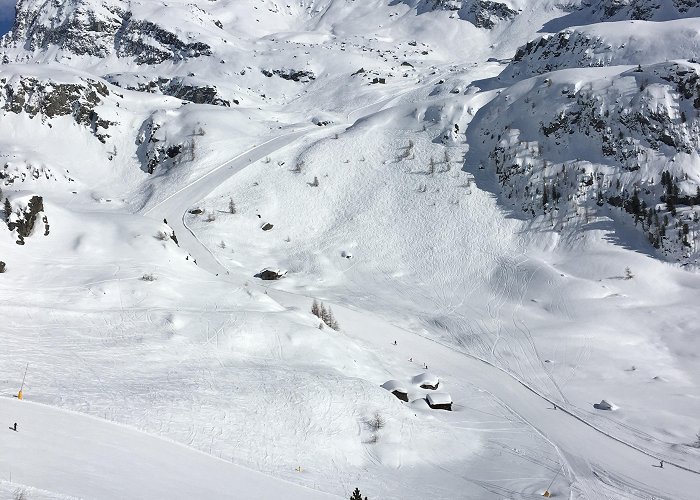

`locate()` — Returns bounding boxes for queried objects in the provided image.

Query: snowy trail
[141,129,313,273]
[140,84,419,273]
[0,397,339,499]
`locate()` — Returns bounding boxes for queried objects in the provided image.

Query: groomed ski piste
[1,1,700,499]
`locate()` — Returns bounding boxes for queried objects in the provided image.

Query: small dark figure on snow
[10,422,17,431]
[393,340,397,345]
[660,460,664,468]
[409,357,412,362]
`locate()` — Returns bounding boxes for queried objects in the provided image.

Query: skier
[660,460,664,468]
[393,340,397,345]
[409,357,413,362]
[9,422,17,432]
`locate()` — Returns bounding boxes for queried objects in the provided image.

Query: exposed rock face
[0,74,115,142]
[105,74,232,107]
[136,115,194,175]
[399,0,518,28]
[470,61,700,262]
[7,195,49,245]
[1,0,212,64]
[580,0,700,21]
[261,69,316,83]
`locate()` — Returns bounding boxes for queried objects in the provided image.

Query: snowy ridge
[395,0,520,28]
[581,0,700,21]
[500,17,700,81]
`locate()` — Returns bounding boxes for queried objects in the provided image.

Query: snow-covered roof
[381,380,408,393]
[411,372,439,386]
[426,393,452,405]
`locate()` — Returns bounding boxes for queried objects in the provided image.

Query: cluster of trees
[660,170,700,213]
[311,299,340,331]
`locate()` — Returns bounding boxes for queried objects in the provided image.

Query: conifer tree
[311,299,320,318]
[541,183,548,207]
[327,307,340,331]
[3,198,11,222]
[228,197,236,214]
[349,488,367,500]
[320,303,328,325]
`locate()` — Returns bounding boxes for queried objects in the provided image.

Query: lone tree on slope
[350,488,367,500]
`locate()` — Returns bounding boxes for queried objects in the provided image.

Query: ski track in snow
[2,2,700,498]
[137,75,700,499]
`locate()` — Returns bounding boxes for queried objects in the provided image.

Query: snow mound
[411,372,440,389]
[381,380,408,393]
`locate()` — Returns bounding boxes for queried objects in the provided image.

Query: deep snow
[1,0,700,499]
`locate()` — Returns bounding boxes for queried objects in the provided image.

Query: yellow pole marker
[18,363,28,400]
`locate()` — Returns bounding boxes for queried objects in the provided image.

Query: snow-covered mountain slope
[2,0,700,499]
[500,17,700,81]
[582,0,700,21]
[0,398,338,500]
[471,61,700,263]
[544,0,700,31]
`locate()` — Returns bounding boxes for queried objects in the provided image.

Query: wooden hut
[381,380,409,402]
[426,393,452,411]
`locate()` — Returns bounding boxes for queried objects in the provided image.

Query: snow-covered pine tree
[320,303,328,324]
[311,299,320,317]
[326,306,340,330]
[228,197,236,214]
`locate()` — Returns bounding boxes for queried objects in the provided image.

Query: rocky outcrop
[500,17,700,82]
[261,69,316,83]
[469,61,700,262]
[398,0,518,28]
[1,0,212,64]
[136,115,194,175]
[105,74,233,106]
[0,74,115,143]
[579,0,700,21]
[7,195,49,245]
